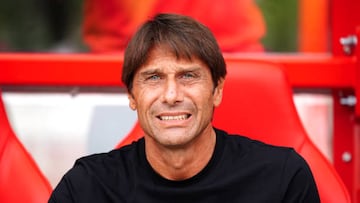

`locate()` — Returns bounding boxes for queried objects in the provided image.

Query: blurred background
[0,0,332,188]
[0,0,302,53]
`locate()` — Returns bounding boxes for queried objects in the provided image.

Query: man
[49,13,320,202]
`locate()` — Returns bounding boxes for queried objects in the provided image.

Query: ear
[213,78,225,107]
[128,93,137,110]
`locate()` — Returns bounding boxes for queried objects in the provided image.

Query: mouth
[157,114,191,121]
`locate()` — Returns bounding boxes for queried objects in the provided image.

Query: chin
[153,130,196,148]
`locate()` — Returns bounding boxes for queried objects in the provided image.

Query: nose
[162,78,183,105]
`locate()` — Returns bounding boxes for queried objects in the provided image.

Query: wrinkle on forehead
[140,46,207,74]
[147,44,197,63]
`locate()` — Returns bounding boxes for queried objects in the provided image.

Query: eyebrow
[139,69,161,78]
[139,66,202,77]
[179,66,202,73]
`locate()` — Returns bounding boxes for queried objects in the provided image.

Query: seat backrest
[116,59,351,203]
[212,59,350,203]
[0,90,52,203]
[116,121,143,148]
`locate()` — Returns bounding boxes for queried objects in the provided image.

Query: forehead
[139,47,208,72]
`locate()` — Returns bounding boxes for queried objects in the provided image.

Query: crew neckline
[138,128,225,187]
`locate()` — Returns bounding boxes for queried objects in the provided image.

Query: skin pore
[128,46,224,181]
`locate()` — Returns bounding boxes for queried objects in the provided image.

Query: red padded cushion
[0,91,52,203]
[213,59,350,203]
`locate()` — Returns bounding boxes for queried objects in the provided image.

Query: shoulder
[217,128,293,153]
[215,128,308,170]
[50,139,144,202]
[59,138,144,187]
[75,138,143,173]
[215,128,319,201]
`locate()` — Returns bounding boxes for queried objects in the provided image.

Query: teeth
[160,115,188,121]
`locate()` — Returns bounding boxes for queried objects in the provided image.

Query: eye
[182,72,195,79]
[148,75,160,80]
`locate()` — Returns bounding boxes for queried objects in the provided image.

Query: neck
[145,127,216,181]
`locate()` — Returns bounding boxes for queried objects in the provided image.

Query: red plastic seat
[212,59,351,203]
[0,90,52,203]
[117,59,351,203]
[117,121,143,148]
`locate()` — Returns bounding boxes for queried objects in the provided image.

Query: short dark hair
[122,13,227,92]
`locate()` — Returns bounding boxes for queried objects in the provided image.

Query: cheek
[133,89,159,110]
[190,88,215,108]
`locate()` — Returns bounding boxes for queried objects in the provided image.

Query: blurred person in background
[82,0,266,53]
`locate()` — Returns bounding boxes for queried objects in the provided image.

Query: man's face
[128,47,224,148]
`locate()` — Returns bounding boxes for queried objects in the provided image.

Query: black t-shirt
[49,128,320,203]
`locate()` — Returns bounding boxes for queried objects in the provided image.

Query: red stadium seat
[0,90,52,203]
[116,59,351,203]
[116,121,143,148]
[212,59,351,203]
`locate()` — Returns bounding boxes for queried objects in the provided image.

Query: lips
[157,114,191,121]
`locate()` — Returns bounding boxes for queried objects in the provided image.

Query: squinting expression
[128,47,224,148]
